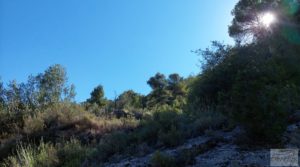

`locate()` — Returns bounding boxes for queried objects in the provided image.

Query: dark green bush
[1,139,93,167]
[1,141,58,167]
[158,125,184,147]
[189,39,300,144]
[150,151,175,167]
[95,131,129,161]
[57,139,94,167]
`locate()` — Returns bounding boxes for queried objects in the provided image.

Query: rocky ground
[104,122,300,167]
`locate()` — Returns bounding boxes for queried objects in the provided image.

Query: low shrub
[23,115,45,135]
[150,151,175,167]
[57,139,94,167]
[0,111,24,139]
[1,139,93,167]
[158,126,184,147]
[1,141,58,167]
[189,111,226,136]
[95,131,130,162]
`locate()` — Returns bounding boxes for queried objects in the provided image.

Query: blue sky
[0,0,237,102]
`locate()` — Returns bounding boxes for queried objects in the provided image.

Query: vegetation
[150,151,176,167]
[189,0,300,143]
[1,0,300,166]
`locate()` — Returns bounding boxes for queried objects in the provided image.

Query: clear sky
[0,0,238,102]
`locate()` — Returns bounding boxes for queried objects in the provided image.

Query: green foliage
[189,42,235,110]
[229,0,280,42]
[95,132,129,161]
[158,125,183,147]
[188,111,227,136]
[229,0,300,43]
[147,73,168,90]
[0,110,24,139]
[194,41,232,72]
[1,142,59,167]
[0,79,5,110]
[57,139,94,167]
[150,151,175,167]
[86,85,107,108]
[5,80,26,112]
[229,55,300,142]
[37,64,75,105]
[23,115,45,135]
[146,73,188,109]
[190,35,300,143]
[1,139,93,167]
[4,1,300,163]
[116,90,144,110]
[0,64,75,113]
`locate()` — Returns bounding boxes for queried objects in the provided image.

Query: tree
[167,74,187,107]
[0,79,5,110]
[36,64,74,105]
[168,73,182,86]
[19,75,39,110]
[229,0,300,43]
[87,85,107,108]
[0,65,75,111]
[146,73,188,109]
[116,90,143,110]
[189,36,300,143]
[146,90,172,108]
[63,84,76,102]
[195,41,232,72]
[229,0,278,42]
[147,73,168,90]
[5,80,24,112]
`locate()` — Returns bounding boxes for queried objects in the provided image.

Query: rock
[102,127,290,167]
[194,144,269,167]
[283,121,300,148]
[287,124,298,133]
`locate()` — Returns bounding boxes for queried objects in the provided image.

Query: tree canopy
[86,85,107,108]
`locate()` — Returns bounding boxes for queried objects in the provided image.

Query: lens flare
[259,12,276,28]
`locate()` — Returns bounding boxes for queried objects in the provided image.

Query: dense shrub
[23,115,45,135]
[94,131,129,162]
[189,39,300,143]
[1,139,93,167]
[1,142,59,167]
[0,111,25,139]
[57,139,94,167]
[158,125,183,147]
[188,111,227,136]
[150,151,175,167]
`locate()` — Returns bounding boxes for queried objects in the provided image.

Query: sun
[259,12,276,28]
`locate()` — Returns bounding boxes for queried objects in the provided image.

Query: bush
[150,151,175,167]
[135,120,160,144]
[135,108,185,145]
[23,115,45,134]
[1,141,59,167]
[158,126,183,147]
[189,111,226,136]
[230,79,292,143]
[95,132,129,162]
[57,139,94,167]
[1,139,94,167]
[189,40,300,144]
[0,111,25,139]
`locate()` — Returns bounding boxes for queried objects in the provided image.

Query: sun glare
[259,12,276,28]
